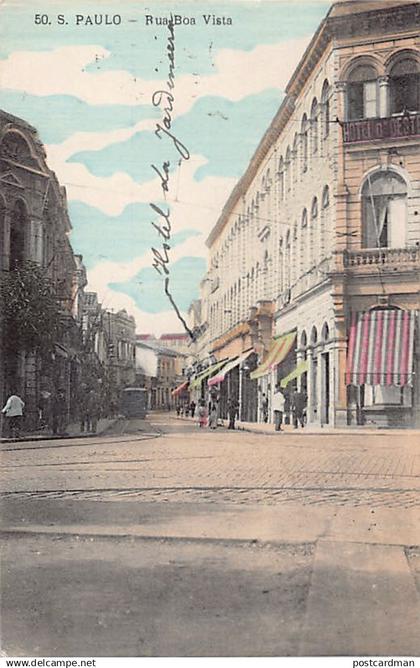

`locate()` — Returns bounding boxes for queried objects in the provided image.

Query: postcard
[0,0,419,661]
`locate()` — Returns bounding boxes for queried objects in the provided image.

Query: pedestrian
[79,386,90,433]
[2,391,25,438]
[284,389,291,424]
[198,400,207,428]
[261,393,269,423]
[190,401,196,418]
[87,389,99,433]
[292,389,306,428]
[208,399,218,430]
[38,389,52,431]
[52,388,67,435]
[272,384,285,432]
[227,397,238,430]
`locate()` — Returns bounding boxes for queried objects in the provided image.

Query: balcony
[342,112,420,145]
[343,247,420,272]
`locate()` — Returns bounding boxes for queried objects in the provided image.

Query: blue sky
[0,0,329,332]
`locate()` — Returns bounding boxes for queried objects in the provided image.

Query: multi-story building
[106,309,136,392]
[196,0,420,427]
[135,338,180,408]
[0,110,84,427]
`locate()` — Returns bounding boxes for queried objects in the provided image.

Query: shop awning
[189,359,228,390]
[346,309,416,386]
[280,360,309,388]
[171,381,189,397]
[250,332,296,380]
[208,349,253,387]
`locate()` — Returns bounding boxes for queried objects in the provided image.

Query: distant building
[106,309,136,392]
[135,338,180,408]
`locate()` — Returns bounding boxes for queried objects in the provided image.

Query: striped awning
[208,349,253,387]
[250,332,296,380]
[171,381,189,397]
[346,309,416,386]
[280,360,309,389]
[189,359,227,390]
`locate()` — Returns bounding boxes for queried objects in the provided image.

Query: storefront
[207,349,254,419]
[250,331,296,423]
[346,308,417,427]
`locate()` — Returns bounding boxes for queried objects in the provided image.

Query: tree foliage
[0,262,63,354]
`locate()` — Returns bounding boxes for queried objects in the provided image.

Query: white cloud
[0,36,310,111]
[87,235,207,334]
[49,142,236,236]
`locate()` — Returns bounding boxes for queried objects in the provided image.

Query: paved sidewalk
[176,414,420,437]
[0,417,119,444]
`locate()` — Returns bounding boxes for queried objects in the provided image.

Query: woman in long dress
[208,401,218,429]
[198,401,207,428]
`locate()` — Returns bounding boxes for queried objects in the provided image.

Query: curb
[174,415,420,437]
[0,417,121,445]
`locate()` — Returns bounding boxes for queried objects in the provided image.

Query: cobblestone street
[1,414,419,656]
[2,414,419,506]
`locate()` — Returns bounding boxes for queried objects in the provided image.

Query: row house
[192,0,420,428]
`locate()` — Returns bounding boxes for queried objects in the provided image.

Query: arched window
[321,322,329,342]
[300,330,307,350]
[278,238,284,293]
[310,326,318,346]
[389,55,420,114]
[10,199,27,269]
[321,185,330,257]
[300,209,308,274]
[347,64,378,120]
[301,116,309,172]
[285,147,291,194]
[321,79,331,138]
[293,133,299,184]
[265,168,271,191]
[278,157,284,201]
[310,98,319,154]
[310,197,318,267]
[361,171,407,249]
[285,231,291,289]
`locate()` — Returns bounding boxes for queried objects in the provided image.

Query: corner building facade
[203,0,420,428]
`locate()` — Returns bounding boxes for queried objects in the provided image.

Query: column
[334,316,348,427]
[307,346,315,424]
[378,76,389,118]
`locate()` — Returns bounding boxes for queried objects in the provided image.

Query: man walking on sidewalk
[227,397,238,430]
[2,391,25,438]
[272,384,285,432]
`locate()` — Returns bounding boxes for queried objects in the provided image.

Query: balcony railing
[342,112,420,144]
[343,247,420,269]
